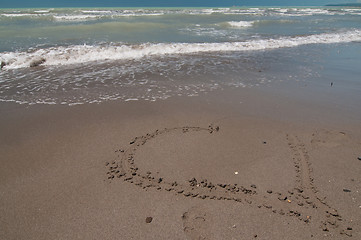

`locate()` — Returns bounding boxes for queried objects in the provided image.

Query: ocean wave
[53,15,100,21]
[114,13,164,17]
[1,30,361,69]
[81,10,112,14]
[34,10,51,13]
[1,8,361,21]
[227,21,255,28]
[1,13,39,17]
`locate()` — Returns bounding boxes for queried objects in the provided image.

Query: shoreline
[1,86,360,239]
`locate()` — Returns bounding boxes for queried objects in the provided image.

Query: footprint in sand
[311,129,350,148]
[182,206,210,240]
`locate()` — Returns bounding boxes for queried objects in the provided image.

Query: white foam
[116,13,164,17]
[34,10,50,13]
[68,102,84,106]
[297,8,334,15]
[81,10,112,14]
[201,9,214,14]
[1,13,36,17]
[227,21,254,28]
[53,15,99,21]
[2,8,358,21]
[1,30,361,70]
[124,98,139,102]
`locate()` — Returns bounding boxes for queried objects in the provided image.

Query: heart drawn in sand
[106,125,353,237]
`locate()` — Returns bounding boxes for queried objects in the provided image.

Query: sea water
[0,7,360,105]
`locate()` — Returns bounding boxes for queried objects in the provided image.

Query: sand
[0,86,360,239]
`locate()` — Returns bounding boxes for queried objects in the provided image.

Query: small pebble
[343,189,351,193]
[267,190,272,194]
[358,157,361,161]
[146,217,153,223]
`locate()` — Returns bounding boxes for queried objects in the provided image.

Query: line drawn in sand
[106,125,353,238]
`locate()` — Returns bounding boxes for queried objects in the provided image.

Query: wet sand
[0,86,360,239]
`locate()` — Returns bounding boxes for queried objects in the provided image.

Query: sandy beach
[1,4,361,239]
[1,85,360,239]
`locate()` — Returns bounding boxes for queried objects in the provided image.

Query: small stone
[29,57,46,67]
[146,217,153,223]
[207,183,215,189]
[158,178,163,183]
[263,141,267,144]
[343,189,351,193]
[1,61,6,69]
[358,157,361,161]
[267,190,272,194]
[347,227,352,230]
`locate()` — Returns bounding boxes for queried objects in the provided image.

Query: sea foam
[1,30,361,69]
[53,15,100,21]
[227,21,255,28]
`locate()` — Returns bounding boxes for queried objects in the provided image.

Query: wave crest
[1,30,361,69]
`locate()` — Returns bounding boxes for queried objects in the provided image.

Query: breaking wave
[227,21,255,28]
[1,30,361,69]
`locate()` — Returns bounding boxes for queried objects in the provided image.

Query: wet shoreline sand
[0,86,360,239]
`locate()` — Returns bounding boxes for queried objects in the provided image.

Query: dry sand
[0,86,360,239]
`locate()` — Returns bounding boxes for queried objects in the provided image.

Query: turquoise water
[0,7,360,105]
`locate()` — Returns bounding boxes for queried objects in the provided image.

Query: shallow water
[0,7,360,105]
